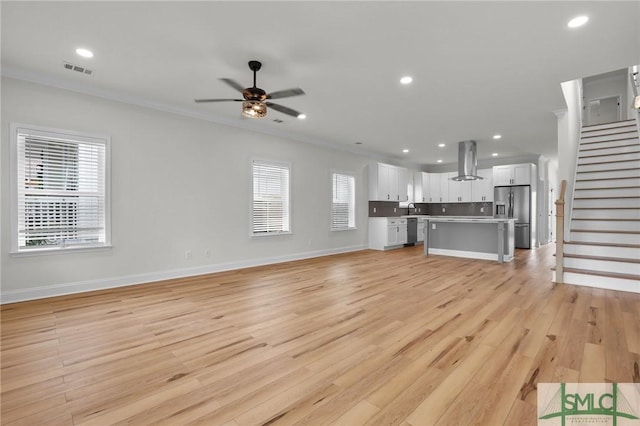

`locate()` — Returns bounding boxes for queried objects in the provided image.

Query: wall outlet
[442,207,446,212]
[393,207,397,212]
[185,250,193,259]
[432,223,437,229]
[373,207,376,213]
[204,249,211,258]
[480,207,484,213]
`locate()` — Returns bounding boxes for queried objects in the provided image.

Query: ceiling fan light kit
[195,60,305,119]
[242,100,267,118]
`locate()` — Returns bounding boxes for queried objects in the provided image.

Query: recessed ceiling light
[297,114,306,119]
[400,76,413,85]
[436,159,443,163]
[568,16,588,28]
[438,143,446,148]
[493,134,502,140]
[75,48,94,58]
[402,149,409,153]
[492,153,499,157]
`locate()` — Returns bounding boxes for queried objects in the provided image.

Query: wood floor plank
[1,244,638,425]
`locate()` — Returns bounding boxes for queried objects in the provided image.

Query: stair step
[581,124,637,137]
[573,197,640,209]
[575,178,640,190]
[572,208,640,219]
[573,187,640,198]
[571,219,640,232]
[579,146,640,157]
[578,143,640,158]
[564,241,640,258]
[580,132,639,143]
[561,269,640,293]
[562,267,639,282]
[564,253,640,264]
[564,256,640,275]
[575,168,640,180]
[576,175,640,183]
[577,160,640,172]
[578,150,640,166]
[582,119,636,131]
[569,230,640,245]
[579,138,639,150]
[577,152,640,165]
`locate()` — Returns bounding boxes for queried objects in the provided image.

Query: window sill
[10,244,113,257]
[250,231,293,238]
[331,227,357,232]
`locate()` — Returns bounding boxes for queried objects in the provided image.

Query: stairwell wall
[559,79,583,239]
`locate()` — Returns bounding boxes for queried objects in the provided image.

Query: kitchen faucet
[407,203,415,213]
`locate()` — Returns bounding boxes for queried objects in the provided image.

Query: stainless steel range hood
[450,140,483,181]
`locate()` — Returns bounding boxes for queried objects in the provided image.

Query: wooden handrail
[554,180,567,283]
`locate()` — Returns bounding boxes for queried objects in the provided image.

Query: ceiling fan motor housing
[243,87,267,101]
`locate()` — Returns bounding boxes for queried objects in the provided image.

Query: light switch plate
[432,223,436,229]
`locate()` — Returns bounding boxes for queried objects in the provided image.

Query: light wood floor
[2,244,639,425]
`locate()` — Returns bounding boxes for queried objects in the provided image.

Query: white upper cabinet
[428,173,441,202]
[440,172,451,202]
[472,168,493,202]
[397,167,409,202]
[421,172,430,203]
[446,172,473,203]
[368,163,409,201]
[493,163,532,186]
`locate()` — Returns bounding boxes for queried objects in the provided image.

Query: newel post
[554,180,567,283]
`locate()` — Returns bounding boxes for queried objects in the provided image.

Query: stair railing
[555,180,567,284]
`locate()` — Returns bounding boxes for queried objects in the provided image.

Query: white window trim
[330,170,357,232]
[9,123,111,255]
[249,157,292,238]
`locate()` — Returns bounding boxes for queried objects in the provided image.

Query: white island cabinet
[424,217,515,262]
[368,217,407,250]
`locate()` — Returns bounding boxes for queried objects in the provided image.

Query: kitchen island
[423,217,515,262]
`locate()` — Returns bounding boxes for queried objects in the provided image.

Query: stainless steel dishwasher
[406,218,418,246]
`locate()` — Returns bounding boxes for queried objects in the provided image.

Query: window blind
[15,129,107,250]
[331,172,355,230]
[252,160,290,235]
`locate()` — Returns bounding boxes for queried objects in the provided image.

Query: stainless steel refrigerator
[494,185,531,249]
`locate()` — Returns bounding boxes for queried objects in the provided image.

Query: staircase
[560,118,640,293]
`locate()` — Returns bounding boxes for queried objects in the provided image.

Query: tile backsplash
[369,201,493,217]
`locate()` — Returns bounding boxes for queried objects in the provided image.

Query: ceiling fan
[195,60,306,119]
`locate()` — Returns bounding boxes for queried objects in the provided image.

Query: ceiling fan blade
[220,78,246,93]
[265,102,302,118]
[266,88,305,100]
[194,98,244,103]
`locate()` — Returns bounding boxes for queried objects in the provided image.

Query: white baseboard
[0,245,366,304]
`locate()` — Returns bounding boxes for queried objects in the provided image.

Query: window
[331,172,356,230]
[251,159,290,235]
[10,124,110,253]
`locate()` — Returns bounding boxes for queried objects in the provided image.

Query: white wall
[1,77,372,302]
[583,69,628,124]
[558,79,583,238]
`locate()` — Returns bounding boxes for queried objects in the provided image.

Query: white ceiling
[2,1,639,168]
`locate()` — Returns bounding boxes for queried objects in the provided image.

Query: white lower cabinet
[369,217,408,250]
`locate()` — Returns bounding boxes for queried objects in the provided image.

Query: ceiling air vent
[273,119,284,123]
[63,62,93,76]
